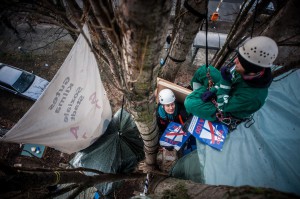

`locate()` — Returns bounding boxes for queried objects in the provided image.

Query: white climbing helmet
[158,89,175,105]
[238,36,278,68]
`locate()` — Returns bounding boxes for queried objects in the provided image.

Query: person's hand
[221,66,232,82]
[201,91,216,102]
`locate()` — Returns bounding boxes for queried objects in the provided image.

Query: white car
[0,63,49,101]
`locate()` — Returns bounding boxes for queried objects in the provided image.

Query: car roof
[0,65,22,85]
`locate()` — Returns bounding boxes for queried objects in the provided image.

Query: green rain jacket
[184,65,269,122]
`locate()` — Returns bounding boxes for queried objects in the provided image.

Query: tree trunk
[260,0,300,77]
[2,168,298,198]
[0,170,145,193]
[161,0,207,82]
[149,176,299,199]
[117,0,172,168]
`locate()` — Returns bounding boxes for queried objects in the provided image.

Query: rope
[204,4,232,126]
[119,95,125,124]
[203,0,226,123]
[206,71,228,123]
[53,171,61,185]
[215,0,223,13]
[205,0,208,68]
[141,173,150,196]
[168,55,186,63]
[119,95,125,133]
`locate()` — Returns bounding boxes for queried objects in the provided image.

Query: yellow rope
[53,171,61,185]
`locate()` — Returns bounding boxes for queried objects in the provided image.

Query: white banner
[2,25,112,154]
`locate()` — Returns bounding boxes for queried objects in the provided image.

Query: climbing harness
[203,0,255,131]
[206,69,255,131]
[211,0,223,22]
[226,114,255,131]
[204,1,230,127]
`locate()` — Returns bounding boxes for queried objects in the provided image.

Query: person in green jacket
[184,36,278,126]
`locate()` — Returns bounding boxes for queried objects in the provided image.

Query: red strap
[178,115,184,125]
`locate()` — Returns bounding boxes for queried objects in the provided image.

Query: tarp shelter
[193,31,228,50]
[70,108,145,196]
[171,70,300,196]
[1,25,112,154]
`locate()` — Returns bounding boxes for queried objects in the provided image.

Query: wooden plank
[156,77,192,104]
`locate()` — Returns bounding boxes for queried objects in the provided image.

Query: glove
[179,109,189,121]
[201,91,216,102]
[181,114,193,133]
[164,146,174,151]
[221,66,233,82]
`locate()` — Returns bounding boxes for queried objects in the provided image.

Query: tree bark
[161,0,207,82]
[117,0,172,168]
[149,176,299,199]
[260,0,300,77]
[0,170,145,193]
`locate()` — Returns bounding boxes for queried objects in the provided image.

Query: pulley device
[211,0,223,22]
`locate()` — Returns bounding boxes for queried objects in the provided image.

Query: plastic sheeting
[172,70,300,195]
[171,150,204,183]
[1,25,112,154]
[193,31,227,50]
[70,108,145,196]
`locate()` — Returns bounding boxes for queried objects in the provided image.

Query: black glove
[181,114,193,133]
[201,91,216,102]
[179,109,189,121]
[164,146,174,151]
[221,66,233,82]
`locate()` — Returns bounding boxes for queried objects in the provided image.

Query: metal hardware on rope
[244,115,255,128]
[212,98,229,124]
[211,0,223,22]
[206,64,233,126]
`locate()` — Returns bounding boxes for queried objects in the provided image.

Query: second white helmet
[238,36,278,68]
[159,89,175,105]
